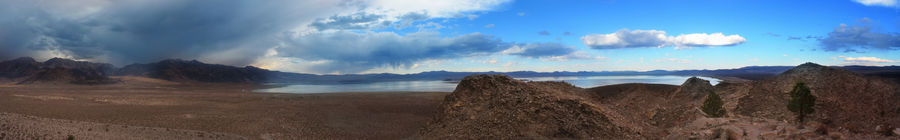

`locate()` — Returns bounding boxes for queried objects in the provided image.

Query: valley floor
[0,80,447,139]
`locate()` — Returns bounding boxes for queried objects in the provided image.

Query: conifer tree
[787,82,815,128]
[702,91,726,117]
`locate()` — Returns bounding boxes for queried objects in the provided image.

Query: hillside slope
[116,59,269,83]
[416,74,643,139]
[736,62,900,133]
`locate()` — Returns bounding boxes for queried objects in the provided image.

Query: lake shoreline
[256,75,721,94]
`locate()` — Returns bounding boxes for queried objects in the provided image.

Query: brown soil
[0,112,246,139]
[0,77,447,139]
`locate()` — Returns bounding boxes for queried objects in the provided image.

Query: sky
[0,0,898,74]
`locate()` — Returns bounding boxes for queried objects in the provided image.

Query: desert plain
[0,76,447,139]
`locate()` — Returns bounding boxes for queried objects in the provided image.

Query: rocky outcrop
[672,77,715,99]
[736,62,900,134]
[416,74,642,139]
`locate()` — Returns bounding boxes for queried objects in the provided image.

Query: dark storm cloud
[505,43,575,58]
[819,24,900,52]
[0,0,517,74]
[0,0,323,65]
[277,31,513,73]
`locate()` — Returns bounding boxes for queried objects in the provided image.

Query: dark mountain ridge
[0,57,41,78]
[2,57,900,84]
[116,59,270,83]
[0,57,117,84]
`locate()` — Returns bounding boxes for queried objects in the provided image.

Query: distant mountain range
[1,57,899,84]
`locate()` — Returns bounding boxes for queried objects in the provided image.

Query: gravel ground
[0,80,447,139]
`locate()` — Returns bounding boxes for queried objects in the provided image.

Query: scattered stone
[893,128,900,136]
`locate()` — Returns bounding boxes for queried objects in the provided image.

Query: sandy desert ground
[0,77,448,139]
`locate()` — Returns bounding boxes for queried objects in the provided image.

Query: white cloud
[580,29,746,49]
[853,0,898,7]
[467,14,479,20]
[542,51,607,62]
[366,0,511,18]
[482,58,499,64]
[666,33,747,47]
[484,24,495,28]
[503,61,517,67]
[416,22,445,30]
[517,12,526,16]
[656,58,691,63]
[840,56,897,63]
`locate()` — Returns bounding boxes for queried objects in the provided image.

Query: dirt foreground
[0,78,447,139]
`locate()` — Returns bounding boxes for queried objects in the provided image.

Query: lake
[255,75,720,94]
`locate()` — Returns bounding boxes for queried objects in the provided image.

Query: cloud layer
[853,0,899,7]
[0,0,512,71]
[502,43,575,58]
[277,31,512,73]
[819,24,900,52]
[841,56,897,63]
[580,29,746,49]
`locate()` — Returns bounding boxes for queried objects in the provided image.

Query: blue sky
[1,0,898,74]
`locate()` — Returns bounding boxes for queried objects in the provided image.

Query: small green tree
[702,91,726,117]
[787,82,815,128]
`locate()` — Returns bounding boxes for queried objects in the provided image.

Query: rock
[759,131,777,139]
[723,126,744,140]
[672,77,715,99]
[893,128,900,136]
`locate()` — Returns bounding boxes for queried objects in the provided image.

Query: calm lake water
[255,75,720,94]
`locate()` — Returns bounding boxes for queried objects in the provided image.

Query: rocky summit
[672,76,715,99]
[416,74,642,139]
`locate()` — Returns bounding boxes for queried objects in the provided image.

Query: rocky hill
[672,77,716,99]
[116,59,269,83]
[416,74,643,139]
[419,66,900,139]
[0,57,116,84]
[0,57,41,78]
[584,77,715,135]
[735,62,900,134]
